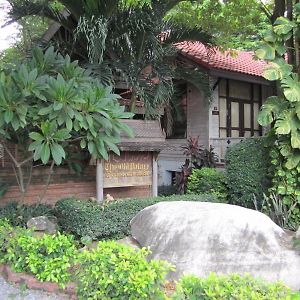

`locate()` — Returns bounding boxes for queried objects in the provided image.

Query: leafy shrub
[172,273,300,300]
[5,230,77,287]
[225,137,271,208]
[0,219,13,261]
[187,168,228,202]
[55,194,218,240]
[76,241,172,300]
[0,202,55,227]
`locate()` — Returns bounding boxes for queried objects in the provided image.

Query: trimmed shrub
[0,202,54,227]
[55,194,218,240]
[187,168,228,202]
[225,137,271,208]
[76,241,172,300]
[172,273,300,300]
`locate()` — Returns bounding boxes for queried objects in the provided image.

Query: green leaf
[80,139,86,149]
[274,17,296,35]
[40,143,51,164]
[257,96,282,126]
[4,110,13,123]
[50,143,65,165]
[29,132,44,141]
[255,44,275,60]
[53,102,63,111]
[285,153,300,169]
[39,106,53,115]
[282,74,300,102]
[104,139,120,156]
[291,131,300,149]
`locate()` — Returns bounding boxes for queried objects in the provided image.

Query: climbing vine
[256,4,300,229]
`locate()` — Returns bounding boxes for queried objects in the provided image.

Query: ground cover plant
[0,219,172,297]
[76,241,172,300]
[172,273,300,300]
[55,193,219,240]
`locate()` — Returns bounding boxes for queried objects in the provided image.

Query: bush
[0,202,55,227]
[55,194,218,240]
[172,273,300,300]
[5,229,77,287]
[187,168,227,202]
[225,137,271,208]
[76,241,171,300]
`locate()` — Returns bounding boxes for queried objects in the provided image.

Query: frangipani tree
[256,4,300,228]
[0,47,133,200]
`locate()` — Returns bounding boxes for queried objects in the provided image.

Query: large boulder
[130,201,300,289]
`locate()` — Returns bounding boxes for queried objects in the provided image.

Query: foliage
[55,194,218,240]
[254,193,298,230]
[182,137,217,169]
[187,168,227,202]
[0,219,13,262]
[176,137,218,194]
[225,137,272,209]
[5,229,77,287]
[0,202,55,227]
[7,0,211,118]
[0,46,133,199]
[166,0,270,50]
[172,273,300,300]
[76,241,172,300]
[256,4,300,228]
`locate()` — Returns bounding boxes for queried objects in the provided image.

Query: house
[0,36,274,203]
[157,41,274,186]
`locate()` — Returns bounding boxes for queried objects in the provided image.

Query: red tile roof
[176,41,266,77]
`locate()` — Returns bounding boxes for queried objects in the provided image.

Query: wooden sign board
[103,152,153,188]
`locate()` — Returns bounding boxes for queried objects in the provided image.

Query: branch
[38,160,55,203]
[2,143,18,167]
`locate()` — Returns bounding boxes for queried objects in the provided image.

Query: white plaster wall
[209,84,220,139]
[158,83,210,186]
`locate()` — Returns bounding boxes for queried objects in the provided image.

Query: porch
[209,137,245,164]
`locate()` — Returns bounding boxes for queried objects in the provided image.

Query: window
[219,79,262,138]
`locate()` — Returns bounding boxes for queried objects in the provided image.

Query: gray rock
[117,236,141,249]
[27,216,57,234]
[131,201,300,290]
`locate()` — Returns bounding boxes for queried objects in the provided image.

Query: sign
[103,152,152,188]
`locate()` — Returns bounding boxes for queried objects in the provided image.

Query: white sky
[0,0,19,51]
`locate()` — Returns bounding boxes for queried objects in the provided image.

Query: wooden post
[96,159,104,203]
[152,153,158,197]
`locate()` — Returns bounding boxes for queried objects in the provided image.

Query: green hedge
[187,168,228,202]
[55,194,218,240]
[225,137,271,208]
[0,202,55,227]
[172,273,299,300]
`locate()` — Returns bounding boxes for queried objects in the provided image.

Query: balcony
[210,137,245,164]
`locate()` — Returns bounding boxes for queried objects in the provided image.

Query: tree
[7,0,211,127]
[0,46,133,201]
[166,0,270,50]
[256,3,300,229]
